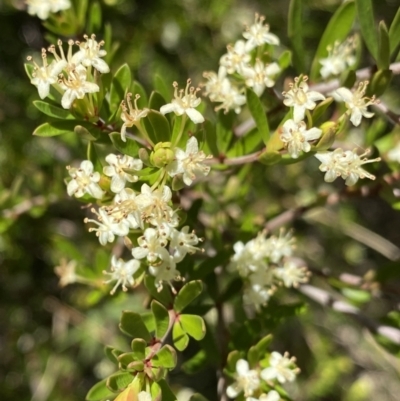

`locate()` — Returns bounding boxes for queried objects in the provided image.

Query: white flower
[243,283,272,307]
[203,66,230,102]
[148,256,181,292]
[131,228,170,264]
[335,81,376,126]
[261,352,299,384]
[166,137,211,185]
[160,79,205,124]
[66,160,104,199]
[220,40,251,75]
[280,119,322,159]
[103,256,141,294]
[170,226,202,262]
[111,188,142,229]
[319,37,356,79]
[315,148,380,186]
[226,359,260,398]
[103,153,143,193]
[54,259,77,287]
[120,93,149,141]
[85,207,130,245]
[27,49,67,99]
[283,76,325,122]
[243,14,280,51]
[26,0,71,20]
[387,142,400,163]
[243,60,281,96]
[247,390,281,401]
[71,34,110,73]
[214,80,246,114]
[274,260,309,288]
[59,64,99,109]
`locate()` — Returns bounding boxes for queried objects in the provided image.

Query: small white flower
[26,0,71,20]
[160,79,205,124]
[247,390,281,401]
[261,352,299,384]
[166,137,211,185]
[103,153,143,193]
[243,14,280,51]
[243,283,272,307]
[283,76,325,122]
[66,160,104,199]
[111,188,142,229]
[274,260,309,288]
[280,119,322,159]
[103,256,141,294]
[148,256,181,292]
[132,228,170,264]
[85,207,130,245]
[59,64,99,109]
[220,40,251,75]
[203,66,230,102]
[54,258,77,287]
[243,60,281,96]
[319,37,356,79]
[27,49,67,99]
[315,148,380,186]
[335,81,376,126]
[49,0,71,13]
[120,93,149,142]
[71,34,110,73]
[214,80,246,114]
[226,359,260,398]
[170,226,202,262]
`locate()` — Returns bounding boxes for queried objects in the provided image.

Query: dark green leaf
[25,63,34,80]
[311,97,334,126]
[153,74,171,104]
[174,280,203,313]
[149,91,168,112]
[147,110,171,142]
[340,69,357,89]
[87,2,102,33]
[193,250,230,279]
[356,0,378,59]
[170,115,184,145]
[104,346,120,364]
[247,346,259,367]
[378,21,390,70]
[278,50,292,70]
[87,141,103,173]
[368,69,393,97]
[151,300,170,340]
[172,321,189,351]
[226,350,241,371]
[246,89,270,145]
[131,81,148,108]
[86,378,115,401]
[110,64,132,114]
[109,131,140,157]
[158,379,177,401]
[203,119,219,157]
[310,1,356,80]
[152,345,177,368]
[33,100,74,119]
[119,311,152,342]
[389,7,400,58]
[106,372,134,392]
[180,314,206,341]
[219,278,243,303]
[288,0,305,72]
[254,334,273,355]
[130,338,147,360]
[144,275,173,306]
[33,121,77,137]
[181,350,208,374]
[216,111,234,153]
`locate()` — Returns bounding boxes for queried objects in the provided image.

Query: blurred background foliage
[1,0,400,400]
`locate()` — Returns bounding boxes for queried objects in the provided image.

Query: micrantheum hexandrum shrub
[16,0,400,400]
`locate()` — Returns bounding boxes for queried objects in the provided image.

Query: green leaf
[144,275,173,306]
[368,69,393,97]
[131,81,148,108]
[180,314,206,341]
[378,21,390,70]
[174,280,203,313]
[110,64,132,114]
[151,300,170,340]
[87,2,102,34]
[254,334,273,355]
[247,345,259,367]
[147,110,171,142]
[87,141,103,173]
[216,111,234,153]
[153,74,171,104]
[170,115,184,145]
[193,249,231,279]
[218,278,242,303]
[226,350,241,371]
[203,119,219,157]
[172,321,189,351]
[278,50,292,70]
[24,63,34,80]
[106,372,134,392]
[119,311,152,342]
[104,346,120,364]
[246,89,270,145]
[33,100,74,119]
[86,378,115,401]
[33,121,77,137]
[149,91,168,112]
[258,149,281,165]
[139,311,156,333]
[356,0,378,59]
[340,69,357,89]
[152,345,177,368]
[130,338,147,360]
[310,1,356,80]
[389,7,400,58]
[288,0,305,72]
[181,350,208,374]
[311,97,334,126]
[158,379,177,401]
[109,132,140,157]
[118,352,137,367]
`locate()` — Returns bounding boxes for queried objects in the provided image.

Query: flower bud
[150,142,175,168]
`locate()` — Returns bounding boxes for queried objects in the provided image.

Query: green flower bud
[150,142,175,168]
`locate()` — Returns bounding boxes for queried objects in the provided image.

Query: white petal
[260,367,277,381]
[226,385,240,398]
[335,87,353,102]
[160,103,176,115]
[236,359,249,375]
[350,108,362,126]
[111,175,126,193]
[67,179,79,196]
[61,90,76,109]
[92,58,110,74]
[186,108,205,124]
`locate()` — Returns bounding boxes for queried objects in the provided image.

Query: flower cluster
[227,354,299,401]
[229,230,309,308]
[27,34,109,109]
[203,14,282,114]
[26,0,71,20]
[319,37,356,79]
